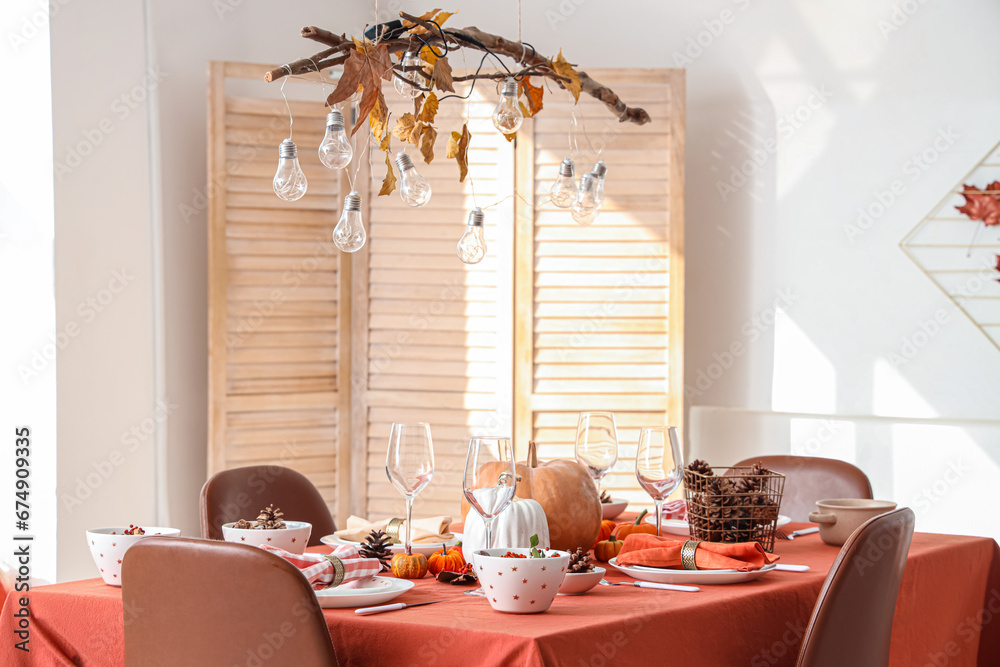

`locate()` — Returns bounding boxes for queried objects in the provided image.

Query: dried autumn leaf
[420,126,438,163]
[551,49,582,103]
[446,131,461,159]
[447,123,471,182]
[432,57,455,93]
[519,76,544,117]
[402,8,441,29]
[956,184,1000,227]
[413,93,425,117]
[405,9,457,35]
[327,49,366,107]
[420,44,440,67]
[393,113,418,143]
[369,93,390,142]
[502,132,516,143]
[379,133,391,152]
[418,92,440,124]
[378,150,396,197]
[348,44,395,136]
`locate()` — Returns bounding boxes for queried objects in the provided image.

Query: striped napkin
[662,499,688,521]
[260,544,382,590]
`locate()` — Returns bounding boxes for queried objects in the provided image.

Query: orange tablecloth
[2,526,998,666]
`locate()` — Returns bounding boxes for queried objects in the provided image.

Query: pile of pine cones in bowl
[221,504,313,555]
[683,460,785,552]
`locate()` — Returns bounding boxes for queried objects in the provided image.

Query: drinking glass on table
[575,412,619,492]
[462,437,517,597]
[385,422,435,554]
[635,426,684,537]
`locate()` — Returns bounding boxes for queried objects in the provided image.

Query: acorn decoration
[359,530,393,572]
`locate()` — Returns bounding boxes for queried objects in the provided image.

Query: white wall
[46,0,1000,579]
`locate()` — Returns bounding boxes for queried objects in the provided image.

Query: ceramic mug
[808,499,897,546]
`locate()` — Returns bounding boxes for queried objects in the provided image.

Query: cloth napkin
[260,544,382,590]
[661,499,687,521]
[334,515,453,545]
[616,534,779,572]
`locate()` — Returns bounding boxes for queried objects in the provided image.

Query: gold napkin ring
[385,518,405,544]
[681,540,700,570]
[320,555,346,589]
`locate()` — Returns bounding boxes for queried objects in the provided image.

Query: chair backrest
[732,455,873,522]
[200,465,336,546]
[122,537,338,667]
[796,507,914,667]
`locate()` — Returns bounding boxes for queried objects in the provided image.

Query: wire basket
[682,466,786,553]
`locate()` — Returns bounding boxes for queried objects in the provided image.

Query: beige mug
[808,499,898,546]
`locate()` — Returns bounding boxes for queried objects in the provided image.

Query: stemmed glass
[634,426,684,537]
[385,422,435,554]
[575,412,619,492]
[462,437,517,597]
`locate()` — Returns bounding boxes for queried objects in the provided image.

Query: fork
[599,578,699,593]
[776,527,820,540]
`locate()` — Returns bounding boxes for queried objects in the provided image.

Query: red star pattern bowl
[86,527,181,586]
[474,547,571,613]
[221,520,311,554]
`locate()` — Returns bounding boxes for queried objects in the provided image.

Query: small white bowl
[601,498,629,520]
[86,527,181,586]
[557,566,605,595]
[221,520,311,554]
[475,547,570,613]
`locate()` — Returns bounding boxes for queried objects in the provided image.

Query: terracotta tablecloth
[1,526,998,666]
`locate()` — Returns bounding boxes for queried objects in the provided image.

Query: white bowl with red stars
[221,520,311,554]
[86,526,181,586]
[474,547,571,613]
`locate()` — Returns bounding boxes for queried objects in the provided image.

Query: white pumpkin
[462,497,550,563]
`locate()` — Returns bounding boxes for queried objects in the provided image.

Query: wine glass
[463,437,517,597]
[385,422,435,554]
[634,426,684,536]
[575,412,619,492]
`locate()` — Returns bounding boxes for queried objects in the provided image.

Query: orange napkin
[616,534,779,572]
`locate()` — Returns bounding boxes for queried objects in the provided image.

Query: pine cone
[359,530,393,572]
[233,519,254,530]
[253,504,286,530]
[567,547,594,573]
[685,459,714,492]
[600,490,613,504]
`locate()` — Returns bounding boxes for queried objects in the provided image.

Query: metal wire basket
[682,466,786,553]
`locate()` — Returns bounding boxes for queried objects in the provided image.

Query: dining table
[1,521,998,666]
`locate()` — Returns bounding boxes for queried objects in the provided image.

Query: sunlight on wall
[873,358,938,418]
[772,308,836,413]
[789,417,856,461]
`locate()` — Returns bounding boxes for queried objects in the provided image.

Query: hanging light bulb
[333,191,366,253]
[318,109,353,170]
[395,153,432,207]
[457,208,487,264]
[591,160,607,207]
[571,173,600,226]
[492,78,523,134]
[273,139,307,201]
[393,51,424,99]
[549,158,577,208]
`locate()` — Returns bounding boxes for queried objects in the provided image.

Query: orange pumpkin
[593,535,624,562]
[391,551,428,579]
[461,441,601,552]
[592,519,617,549]
[612,509,656,540]
[427,543,465,576]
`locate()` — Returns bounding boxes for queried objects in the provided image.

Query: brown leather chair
[732,455,873,522]
[200,465,336,546]
[122,537,338,666]
[796,507,914,667]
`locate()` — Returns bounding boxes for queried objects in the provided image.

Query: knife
[774,564,810,572]
[786,527,820,540]
[599,579,699,593]
[355,600,444,615]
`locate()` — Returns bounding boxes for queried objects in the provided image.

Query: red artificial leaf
[955,184,1000,227]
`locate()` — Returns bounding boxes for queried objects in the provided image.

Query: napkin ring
[320,555,346,588]
[385,518,405,544]
[680,540,700,570]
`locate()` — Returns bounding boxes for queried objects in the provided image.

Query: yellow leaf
[413,93,425,117]
[379,133,391,152]
[431,10,457,27]
[502,131,516,143]
[378,150,396,196]
[551,49,582,103]
[418,92,439,124]
[419,44,440,67]
[447,123,471,182]
[368,93,390,142]
[519,76,544,117]
[392,113,418,143]
[420,126,438,163]
[446,131,461,159]
[404,8,456,35]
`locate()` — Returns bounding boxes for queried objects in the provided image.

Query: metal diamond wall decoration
[900,139,1000,352]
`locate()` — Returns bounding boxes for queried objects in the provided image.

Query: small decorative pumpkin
[390,551,428,579]
[427,543,466,576]
[462,496,549,564]
[462,440,601,552]
[593,535,624,562]
[612,509,656,540]
[593,519,617,548]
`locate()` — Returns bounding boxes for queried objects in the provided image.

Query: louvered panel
[359,81,514,521]
[209,62,349,525]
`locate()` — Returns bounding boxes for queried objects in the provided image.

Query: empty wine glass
[575,412,619,492]
[635,426,684,536]
[385,422,435,553]
[463,437,517,597]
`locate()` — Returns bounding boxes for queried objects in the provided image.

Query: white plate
[609,558,778,585]
[601,498,628,520]
[314,576,414,608]
[320,533,463,557]
[648,515,792,536]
